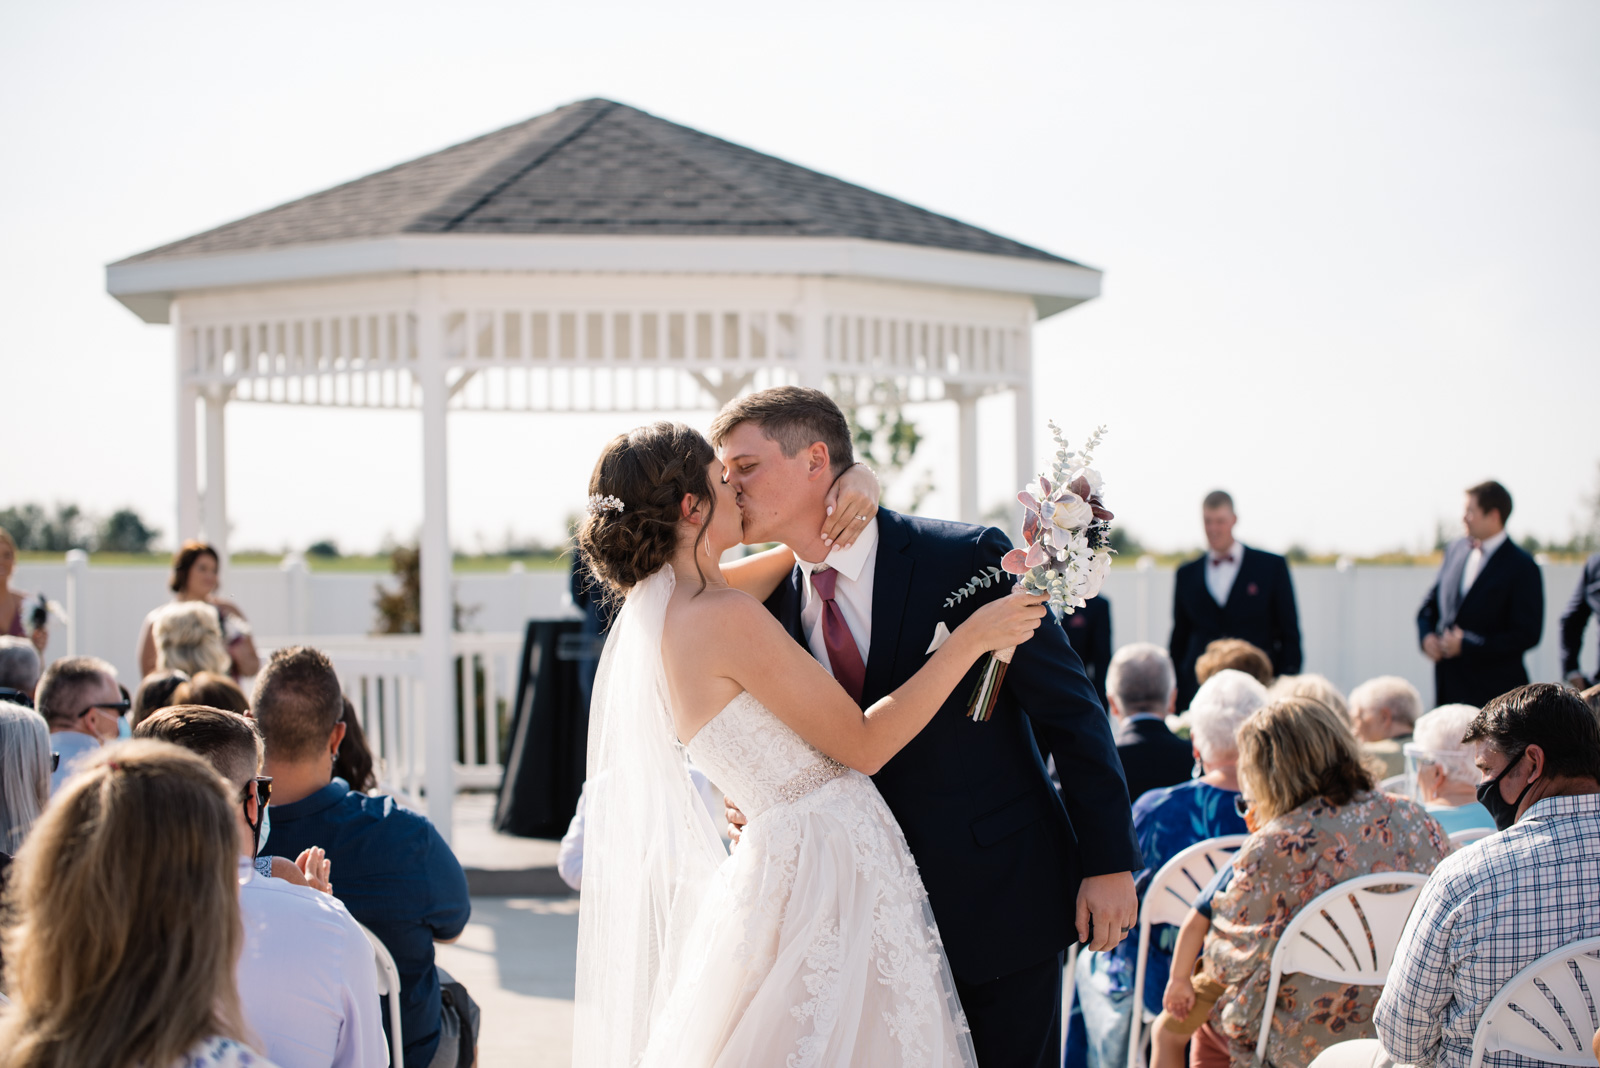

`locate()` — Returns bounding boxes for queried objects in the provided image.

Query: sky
[2,1,1597,557]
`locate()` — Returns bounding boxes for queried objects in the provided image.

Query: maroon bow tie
[1469,538,1482,551]
[1212,554,1234,566]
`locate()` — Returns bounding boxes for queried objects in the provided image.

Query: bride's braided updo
[578,422,718,595]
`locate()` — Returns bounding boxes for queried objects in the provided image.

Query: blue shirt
[1103,779,1248,1012]
[1192,864,1234,920]
[1425,800,1495,837]
[269,778,471,1068]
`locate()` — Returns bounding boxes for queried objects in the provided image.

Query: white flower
[1072,467,1104,497]
[1081,551,1112,599]
[1051,496,1094,532]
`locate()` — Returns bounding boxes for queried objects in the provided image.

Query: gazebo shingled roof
[118,98,1078,268]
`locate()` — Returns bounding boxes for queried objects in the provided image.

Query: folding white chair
[1125,834,1249,1068]
[358,921,405,1068]
[1256,871,1430,1063]
[1448,826,1493,847]
[1377,774,1409,795]
[1468,935,1600,1068]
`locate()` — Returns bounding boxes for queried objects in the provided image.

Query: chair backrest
[1378,774,1409,794]
[1448,826,1493,847]
[357,921,405,1068]
[1257,871,1432,1062]
[1468,936,1600,1068]
[1142,834,1250,929]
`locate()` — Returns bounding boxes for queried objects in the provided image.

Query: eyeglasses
[78,700,131,719]
[1234,795,1254,819]
[51,752,60,772]
[240,775,273,808]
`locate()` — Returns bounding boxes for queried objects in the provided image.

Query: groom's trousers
[954,950,1064,1068]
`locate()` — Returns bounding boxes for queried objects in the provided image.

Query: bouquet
[946,422,1114,721]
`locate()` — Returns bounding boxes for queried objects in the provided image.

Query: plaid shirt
[1374,793,1600,1068]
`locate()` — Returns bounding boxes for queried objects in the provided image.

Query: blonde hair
[1269,673,1348,719]
[0,701,50,853]
[1237,697,1374,824]
[0,740,250,1068]
[152,601,231,676]
[1195,638,1274,688]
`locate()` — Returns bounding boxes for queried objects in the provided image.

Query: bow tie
[1469,538,1482,551]
[1211,554,1234,566]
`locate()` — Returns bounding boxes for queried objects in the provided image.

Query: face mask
[116,714,132,741]
[1476,749,1536,832]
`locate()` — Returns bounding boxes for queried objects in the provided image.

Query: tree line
[0,503,161,554]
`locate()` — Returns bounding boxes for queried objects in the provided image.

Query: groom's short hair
[708,386,854,475]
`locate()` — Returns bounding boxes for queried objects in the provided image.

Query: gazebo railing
[256,632,524,800]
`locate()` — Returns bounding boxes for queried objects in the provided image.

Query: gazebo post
[174,311,201,546]
[203,389,230,566]
[955,389,980,524]
[417,298,456,844]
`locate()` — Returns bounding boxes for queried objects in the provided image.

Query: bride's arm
[720,464,883,602]
[703,589,1045,774]
[721,546,796,601]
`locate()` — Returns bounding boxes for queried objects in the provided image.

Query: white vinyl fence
[15,554,1596,825]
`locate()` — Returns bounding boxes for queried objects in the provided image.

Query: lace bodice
[685,691,847,818]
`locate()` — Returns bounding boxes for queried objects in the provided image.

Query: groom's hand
[1076,871,1137,952]
[724,795,748,847]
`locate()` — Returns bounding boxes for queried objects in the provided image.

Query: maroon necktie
[811,566,866,705]
[1212,554,1234,566]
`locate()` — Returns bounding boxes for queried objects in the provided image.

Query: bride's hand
[822,463,881,550]
[954,589,1049,655]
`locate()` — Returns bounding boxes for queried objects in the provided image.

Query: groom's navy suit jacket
[764,509,1142,984]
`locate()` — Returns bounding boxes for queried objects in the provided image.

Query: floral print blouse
[1202,789,1449,1068]
[177,1036,279,1068]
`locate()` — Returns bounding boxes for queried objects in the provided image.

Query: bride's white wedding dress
[572,567,975,1068]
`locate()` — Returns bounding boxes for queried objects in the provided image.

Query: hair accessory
[587,494,626,515]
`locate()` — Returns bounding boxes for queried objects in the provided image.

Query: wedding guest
[138,541,261,680]
[1348,675,1423,780]
[1418,480,1544,706]
[1106,643,1190,803]
[1196,697,1448,1068]
[1064,594,1113,710]
[136,705,387,1068]
[0,701,51,854]
[150,599,234,677]
[1269,672,1348,719]
[254,646,475,1068]
[1560,551,1600,688]
[1373,684,1600,1068]
[1408,703,1495,836]
[1194,637,1274,689]
[35,655,124,793]
[0,529,48,654]
[173,670,251,715]
[1169,491,1302,710]
[132,668,190,726]
[333,696,378,793]
[0,635,41,705]
[1584,683,1600,720]
[0,741,279,1068]
[1074,669,1266,1068]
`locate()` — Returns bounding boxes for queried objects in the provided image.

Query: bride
[572,422,1047,1068]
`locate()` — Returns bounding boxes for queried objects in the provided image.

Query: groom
[710,387,1141,1068]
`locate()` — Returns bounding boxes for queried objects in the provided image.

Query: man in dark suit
[1559,552,1600,689]
[1105,642,1192,802]
[1064,593,1112,710]
[1168,491,1302,711]
[711,387,1141,1068]
[1417,480,1545,707]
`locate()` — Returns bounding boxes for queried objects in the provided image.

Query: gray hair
[1106,643,1176,715]
[1188,669,1268,764]
[1349,675,1423,729]
[151,601,231,676]
[0,701,51,853]
[35,655,118,730]
[0,635,41,694]
[1411,703,1480,787]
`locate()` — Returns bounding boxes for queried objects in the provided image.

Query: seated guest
[136,705,387,1068]
[0,635,41,705]
[1583,682,1600,721]
[1196,697,1448,1068]
[254,647,475,1068]
[0,741,280,1066]
[1348,675,1424,779]
[173,670,251,715]
[334,696,378,793]
[1107,643,1192,803]
[0,701,51,854]
[1269,671,1348,719]
[1194,637,1275,689]
[1074,669,1266,1068]
[1374,684,1600,1068]
[150,599,233,677]
[35,655,125,793]
[1408,703,1495,836]
[132,668,190,726]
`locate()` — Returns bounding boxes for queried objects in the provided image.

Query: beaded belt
[776,757,849,804]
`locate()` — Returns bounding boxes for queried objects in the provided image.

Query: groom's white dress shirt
[1205,540,1243,607]
[795,517,878,675]
[1460,529,1507,596]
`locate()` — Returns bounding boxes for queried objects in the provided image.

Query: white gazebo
[106,97,1101,838]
